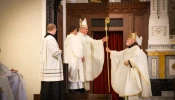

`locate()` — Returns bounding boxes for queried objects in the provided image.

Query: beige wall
[0,0,46,100]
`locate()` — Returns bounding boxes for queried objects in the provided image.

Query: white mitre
[79,18,88,28]
[136,35,143,46]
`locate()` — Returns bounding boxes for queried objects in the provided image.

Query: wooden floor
[65,93,112,100]
[34,93,112,100]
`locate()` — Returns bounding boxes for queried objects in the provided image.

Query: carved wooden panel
[67,2,150,49]
[169,0,175,35]
[133,14,149,52]
[67,2,149,15]
[46,0,54,24]
[89,0,107,3]
[57,5,63,50]
[46,0,62,40]
[91,18,123,27]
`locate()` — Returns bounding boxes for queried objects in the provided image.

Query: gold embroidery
[129,60,151,86]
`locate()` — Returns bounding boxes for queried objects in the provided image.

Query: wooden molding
[67,2,149,15]
[66,2,150,50]
[57,4,63,50]
[148,51,175,56]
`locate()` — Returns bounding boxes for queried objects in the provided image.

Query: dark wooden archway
[66,1,150,51]
[66,2,150,99]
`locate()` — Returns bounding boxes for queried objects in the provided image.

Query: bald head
[47,23,57,35]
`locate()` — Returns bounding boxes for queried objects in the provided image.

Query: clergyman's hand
[124,61,129,66]
[10,68,18,72]
[82,57,85,62]
[106,47,111,53]
[102,36,109,43]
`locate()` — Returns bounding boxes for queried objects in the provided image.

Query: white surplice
[64,34,85,89]
[68,32,104,90]
[110,45,152,99]
[40,35,63,81]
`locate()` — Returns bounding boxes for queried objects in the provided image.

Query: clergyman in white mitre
[68,18,107,93]
[106,32,152,100]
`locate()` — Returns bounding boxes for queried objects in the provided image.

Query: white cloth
[68,81,84,89]
[40,35,63,81]
[68,32,104,90]
[110,45,152,98]
[0,63,11,76]
[0,75,14,100]
[7,72,27,100]
[64,34,84,82]
[0,63,27,100]
[136,36,143,46]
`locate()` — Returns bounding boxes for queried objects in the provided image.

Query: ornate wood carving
[133,14,148,52]
[46,0,62,24]
[46,0,62,40]
[67,2,149,15]
[46,0,54,24]
[46,0,63,48]
[57,5,63,50]
[169,0,175,35]
[67,1,150,50]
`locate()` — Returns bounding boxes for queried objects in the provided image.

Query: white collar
[77,32,87,37]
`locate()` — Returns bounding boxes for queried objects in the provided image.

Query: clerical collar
[128,42,138,48]
[69,33,75,36]
[67,34,75,39]
[44,33,55,38]
[78,32,86,36]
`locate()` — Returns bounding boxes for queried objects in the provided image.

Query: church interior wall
[0,0,46,100]
[66,2,150,50]
[146,0,175,97]
[66,1,175,99]
[0,0,174,99]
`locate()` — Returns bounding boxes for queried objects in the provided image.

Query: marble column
[147,0,175,79]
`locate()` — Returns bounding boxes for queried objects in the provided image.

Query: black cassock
[40,81,63,100]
